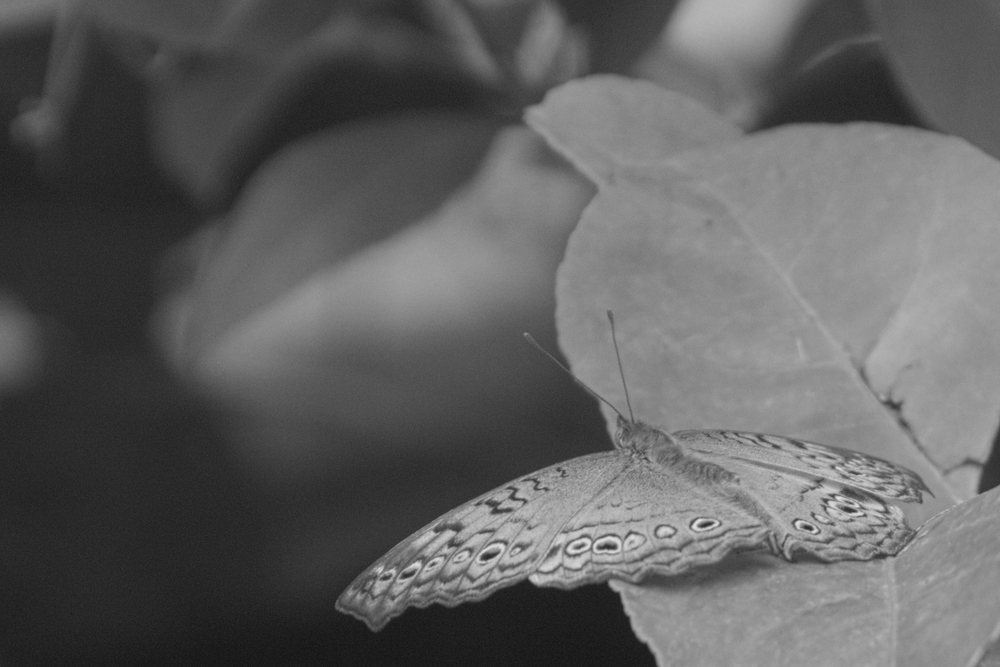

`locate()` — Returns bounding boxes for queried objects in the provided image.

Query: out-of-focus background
[0,0,994,664]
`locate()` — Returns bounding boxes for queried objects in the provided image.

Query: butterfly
[336,318,929,631]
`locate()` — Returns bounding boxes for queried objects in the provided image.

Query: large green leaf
[531,75,1000,666]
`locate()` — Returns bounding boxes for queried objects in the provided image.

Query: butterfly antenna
[523,332,626,421]
[606,310,635,423]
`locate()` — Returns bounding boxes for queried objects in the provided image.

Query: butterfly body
[338,418,927,631]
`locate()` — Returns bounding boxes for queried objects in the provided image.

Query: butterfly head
[614,415,680,458]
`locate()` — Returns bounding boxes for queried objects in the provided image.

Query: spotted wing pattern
[529,460,772,588]
[336,452,630,631]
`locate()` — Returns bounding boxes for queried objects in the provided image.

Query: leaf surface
[534,76,1000,665]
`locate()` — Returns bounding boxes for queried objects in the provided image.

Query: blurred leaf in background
[0,0,672,664]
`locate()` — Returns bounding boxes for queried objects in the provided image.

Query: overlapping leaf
[529,75,1000,666]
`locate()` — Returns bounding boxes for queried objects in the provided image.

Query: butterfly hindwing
[530,457,773,588]
[726,463,915,561]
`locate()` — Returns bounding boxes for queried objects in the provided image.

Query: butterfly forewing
[675,430,929,502]
[336,451,631,631]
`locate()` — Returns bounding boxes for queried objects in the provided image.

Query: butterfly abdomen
[655,451,739,484]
